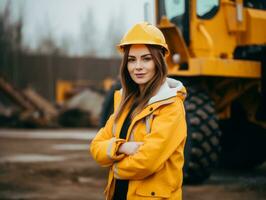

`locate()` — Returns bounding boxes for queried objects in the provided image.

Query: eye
[128,57,135,63]
[143,56,152,62]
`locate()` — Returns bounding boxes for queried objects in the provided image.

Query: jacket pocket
[135,182,172,198]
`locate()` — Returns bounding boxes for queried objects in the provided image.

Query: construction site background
[1,53,120,101]
[1,1,266,200]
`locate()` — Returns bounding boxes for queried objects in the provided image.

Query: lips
[135,73,146,78]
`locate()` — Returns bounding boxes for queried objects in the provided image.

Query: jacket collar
[148,78,183,105]
[119,77,184,105]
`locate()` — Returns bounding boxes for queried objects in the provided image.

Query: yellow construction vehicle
[100,0,266,183]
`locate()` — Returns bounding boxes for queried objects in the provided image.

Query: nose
[135,60,143,70]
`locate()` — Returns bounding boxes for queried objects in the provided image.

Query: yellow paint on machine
[168,58,261,78]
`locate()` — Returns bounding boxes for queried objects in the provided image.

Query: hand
[118,142,143,155]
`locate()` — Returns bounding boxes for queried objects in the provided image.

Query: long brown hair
[115,45,168,121]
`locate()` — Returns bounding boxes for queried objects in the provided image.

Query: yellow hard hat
[117,22,169,57]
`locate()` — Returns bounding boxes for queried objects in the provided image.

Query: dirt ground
[0,129,265,200]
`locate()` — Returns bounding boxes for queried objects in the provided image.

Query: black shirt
[112,105,136,200]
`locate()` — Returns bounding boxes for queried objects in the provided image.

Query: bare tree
[79,7,98,57]
[104,8,126,58]
[0,1,23,55]
[35,19,66,55]
[59,34,72,56]
[0,0,24,80]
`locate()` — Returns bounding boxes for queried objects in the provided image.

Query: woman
[90,22,187,200]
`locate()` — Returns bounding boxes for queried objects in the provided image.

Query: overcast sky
[0,0,154,57]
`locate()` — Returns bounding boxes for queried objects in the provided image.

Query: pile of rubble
[0,77,104,128]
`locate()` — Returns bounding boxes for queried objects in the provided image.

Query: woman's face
[127,44,156,91]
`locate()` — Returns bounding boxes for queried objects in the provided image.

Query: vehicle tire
[183,87,222,184]
[219,101,266,169]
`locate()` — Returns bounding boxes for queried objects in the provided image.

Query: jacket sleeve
[113,98,187,179]
[90,114,126,167]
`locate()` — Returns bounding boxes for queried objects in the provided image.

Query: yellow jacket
[90,78,187,200]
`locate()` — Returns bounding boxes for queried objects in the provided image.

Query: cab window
[197,0,219,19]
[161,0,186,34]
[164,0,185,20]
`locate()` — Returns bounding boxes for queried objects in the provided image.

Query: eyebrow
[128,54,152,58]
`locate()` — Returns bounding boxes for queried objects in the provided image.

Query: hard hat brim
[117,42,170,57]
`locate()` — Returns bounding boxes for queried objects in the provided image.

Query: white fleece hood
[148,77,186,105]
